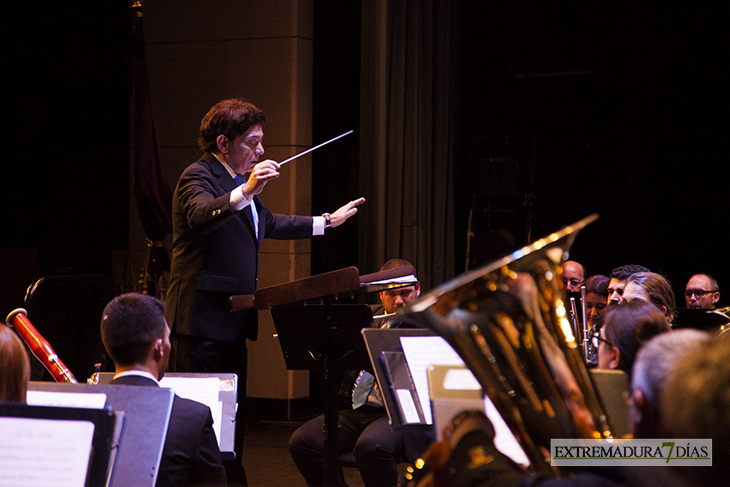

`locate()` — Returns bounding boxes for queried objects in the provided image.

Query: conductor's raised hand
[242,159,280,198]
[330,197,366,228]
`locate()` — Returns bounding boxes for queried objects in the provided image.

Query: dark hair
[0,324,30,402]
[610,264,650,281]
[626,272,676,323]
[198,99,266,153]
[603,299,671,377]
[585,274,610,297]
[381,258,414,272]
[100,293,167,367]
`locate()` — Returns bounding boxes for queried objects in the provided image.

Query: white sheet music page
[26,390,107,409]
[365,275,418,286]
[160,377,223,445]
[400,335,530,467]
[399,336,465,424]
[0,417,94,487]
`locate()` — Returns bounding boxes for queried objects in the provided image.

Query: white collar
[113,370,159,384]
[212,152,240,180]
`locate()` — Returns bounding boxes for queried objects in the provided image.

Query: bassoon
[6,308,77,383]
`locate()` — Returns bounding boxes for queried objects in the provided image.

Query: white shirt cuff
[230,185,252,212]
[312,216,326,236]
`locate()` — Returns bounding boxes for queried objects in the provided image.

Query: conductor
[164,98,364,483]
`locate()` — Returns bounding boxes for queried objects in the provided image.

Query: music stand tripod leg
[322,349,342,487]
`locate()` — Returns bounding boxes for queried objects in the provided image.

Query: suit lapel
[202,153,259,243]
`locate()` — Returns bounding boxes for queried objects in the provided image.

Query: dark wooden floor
[239,419,366,487]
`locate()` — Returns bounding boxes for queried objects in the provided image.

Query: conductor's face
[221,123,265,175]
[380,283,420,314]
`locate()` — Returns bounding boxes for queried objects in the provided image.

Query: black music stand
[271,304,374,371]
[361,327,436,428]
[270,303,374,487]
[232,265,418,487]
[27,381,174,487]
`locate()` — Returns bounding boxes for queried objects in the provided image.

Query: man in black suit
[165,99,364,483]
[100,292,227,487]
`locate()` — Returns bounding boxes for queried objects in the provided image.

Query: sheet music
[160,377,223,445]
[364,275,418,286]
[400,336,465,424]
[395,389,421,424]
[0,417,94,487]
[483,395,531,466]
[26,390,107,409]
[401,337,531,467]
[442,368,481,390]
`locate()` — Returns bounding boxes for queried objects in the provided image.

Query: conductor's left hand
[330,197,366,228]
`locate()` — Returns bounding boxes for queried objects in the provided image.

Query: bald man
[684,273,720,309]
[563,260,586,293]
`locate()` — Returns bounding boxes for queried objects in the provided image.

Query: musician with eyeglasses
[684,273,720,309]
[594,299,671,379]
[561,260,586,293]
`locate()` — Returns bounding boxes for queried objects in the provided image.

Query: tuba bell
[404,214,610,476]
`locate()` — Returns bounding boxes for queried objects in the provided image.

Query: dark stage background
[453,0,728,299]
[2,1,728,318]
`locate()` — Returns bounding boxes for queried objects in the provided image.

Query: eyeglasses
[590,331,614,349]
[684,289,717,298]
[563,278,584,287]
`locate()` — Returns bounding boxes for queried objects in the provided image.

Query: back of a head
[603,299,672,377]
[100,293,167,368]
[0,324,30,403]
[631,329,710,416]
[610,264,650,281]
[627,271,676,323]
[662,334,730,485]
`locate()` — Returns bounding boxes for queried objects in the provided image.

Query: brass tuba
[404,214,610,475]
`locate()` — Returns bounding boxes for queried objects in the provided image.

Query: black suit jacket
[111,375,227,487]
[165,153,314,342]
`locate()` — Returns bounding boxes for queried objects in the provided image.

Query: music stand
[270,303,374,487]
[0,402,117,487]
[27,381,174,487]
[270,304,374,371]
[361,327,436,428]
[232,265,418,487]
[674,307,730,330]
[95,371,238,461]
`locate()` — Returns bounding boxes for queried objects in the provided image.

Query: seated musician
[100,293,227,487]
[288,258,435,487]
